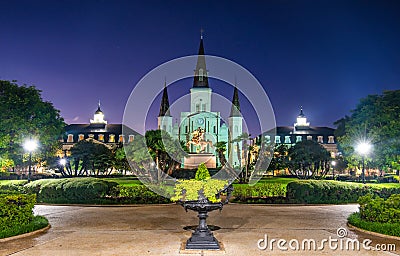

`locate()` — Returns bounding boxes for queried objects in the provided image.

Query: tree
[287,140,331,179]
[114,145,131,175]
[68,140,114,176]
[195,163,211,181]
[335,90,400,174]
[124,130,187,180]
[215,141,227,167]
[0,80,65,172]
[267,144,289,176]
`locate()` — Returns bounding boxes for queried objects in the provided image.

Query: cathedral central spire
[193,34,209,88]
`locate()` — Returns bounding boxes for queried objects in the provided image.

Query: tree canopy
[335,90,400,172]
[0,80,65,171]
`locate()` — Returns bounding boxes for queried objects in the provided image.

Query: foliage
[287,140,331,179]
[358,194,400,223]
[195,163,211,181]
[171,179,228,203]
[0,194,36,231]
[0,80,65,170]
[109,185,170,204]
[335,90,400,172]
[267,144,289,175]
[286,180,400,204]
[24,178,118,203]
[348,212,400,237]
[233,183,286,198]
[67,140,114,176]
[215,141,227,167]
[0,215,48,239]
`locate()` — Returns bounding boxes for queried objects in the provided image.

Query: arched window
[67,134,74,143]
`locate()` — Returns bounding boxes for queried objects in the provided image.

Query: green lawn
[101,177,143,187]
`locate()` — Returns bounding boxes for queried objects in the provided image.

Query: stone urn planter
[179,184,234,250]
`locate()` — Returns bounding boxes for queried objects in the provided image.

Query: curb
[347,222,400,241]
[0,224,51,243]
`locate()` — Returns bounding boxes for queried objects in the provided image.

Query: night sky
[1,0,399,134]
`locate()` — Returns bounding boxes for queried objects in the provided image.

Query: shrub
[0,194,36,230]
[348,212,400,237]
[358,194,400,223]
[0,215,48,239]
[286,180,400,204]
[24,178,118,204]
[233,183,286,199]
[110,185,170,204]
[195,163,211,181]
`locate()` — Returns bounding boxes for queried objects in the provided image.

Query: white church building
[157,36,243,168]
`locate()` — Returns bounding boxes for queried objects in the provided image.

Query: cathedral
[157,36,243,168]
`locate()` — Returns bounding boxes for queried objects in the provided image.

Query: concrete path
[1,204,398,255]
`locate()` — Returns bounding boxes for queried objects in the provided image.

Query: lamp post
[23,139,38,183]
[331,160,336,180]
[355,142,372,184]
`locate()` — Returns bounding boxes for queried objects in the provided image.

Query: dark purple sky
[1,0,399,132]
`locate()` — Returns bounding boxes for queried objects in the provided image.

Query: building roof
[64,124,138,136]
[265,126,335,136]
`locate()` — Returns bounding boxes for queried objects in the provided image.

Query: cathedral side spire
[193,34,209,88]
[158,79,171,117]
[229,86,241,117]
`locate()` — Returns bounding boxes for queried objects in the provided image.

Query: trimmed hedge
[358,194,400,223]
[24,178,118,204]
[0,215,49,239]
[232,183,287,203]
[0,194,36,230]
[286,180,400,204]
[109,185,170,204]
[348,212,400,237]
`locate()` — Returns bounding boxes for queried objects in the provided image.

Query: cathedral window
[196,104,200,112]
[185,126,188,133]
[202,104,206,111]
[213,126,216,133]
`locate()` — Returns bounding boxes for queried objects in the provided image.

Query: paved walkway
[1,204,398,255]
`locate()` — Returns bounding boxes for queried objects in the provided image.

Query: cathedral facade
[157,37,243,168]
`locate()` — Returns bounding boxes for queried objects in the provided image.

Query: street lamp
[23,139,38,182]
[331,160,336,180]
[355,142,372,184]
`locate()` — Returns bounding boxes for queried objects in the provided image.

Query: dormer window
[98,134,104,142]
[78,134,84,141]
[67,134,74,143]
[88,134,94,139]
[296,136,302,142]
[109,134,115,143]
[275,136,281,144]
[119,135,125,143]
[129,135,134,142]
[317,136,323,143]
[307,135,312,141]
[328,136,335,144]
[284,136,291,144]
